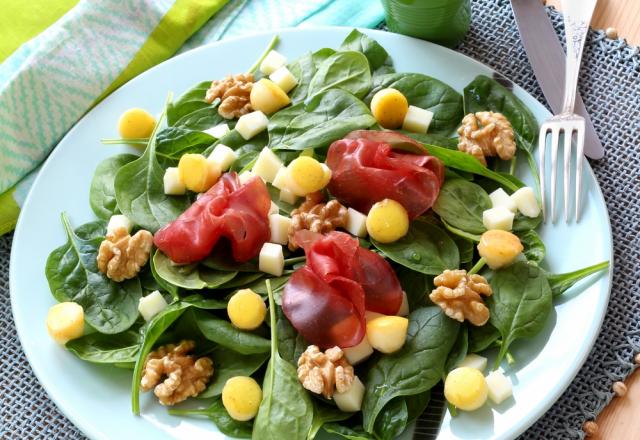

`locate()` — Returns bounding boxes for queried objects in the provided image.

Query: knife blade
[510,0,604,159]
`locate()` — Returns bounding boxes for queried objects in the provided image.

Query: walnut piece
[288,192,349,250]
[96,227,153,282]
[141,340,214,406]
[457,111,516,166]
[297,345,354,399]
[430,269,493,326]
[205,73,254,119]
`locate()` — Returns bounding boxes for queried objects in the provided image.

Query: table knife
[510,0,604,159]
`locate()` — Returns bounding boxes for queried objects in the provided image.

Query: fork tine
[575,123,586,222]
[563,128,573,222]
[550,127,560,223]
[539,125,548,221]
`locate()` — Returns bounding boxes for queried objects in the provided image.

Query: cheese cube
[207,144,238,171]
[279,188,298,205]
[203,123,230,139]
[511,187,541,218]
[269,201,279,215]
[252,147,284,183]
[365,311,385,322]
[345,207,368,237]
[482,207,515,231]
[163,167,186,196]
[271,166,291,191]
[259,243,284,276]
[397,291,409,316]
[343,337,374,365]
[259,50,287,75]
[138,290,168,321]
[402,105,434,134]
[269,66,298,93]
[107,214,132,235]
[489,188,517,213]
[457,354,488,372]
[333,376,365,412]
[238,171,257,185]
[269,214,292,245]
[485,370,513,404]
[236,111,269,140]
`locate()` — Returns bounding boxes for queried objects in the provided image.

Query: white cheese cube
[333,376,365,412]
[259,242,284,276]
[252,147,284,183]
[138,291,168,321]
[163,167,186,196]
[269,214,292,245]
[279,188,298,205]
[511,187,541,218]
[345,208,368,237]
[203,123,230,139]
[269,201,279,215]
[489,188,517,213]
[343,337,373,365]
[485,370,513,404]
[107,214,133,235]
[207,144,238,171]
[457,354,488,372]
[259,50,287,75]
[364,311,385,322]
[397,291,409,316]
[236,111,269,140]
[269,66,298,93]
[482,207,515,231]
[238,171,258,185]
[402,105,434,134]
[271,166,291,191]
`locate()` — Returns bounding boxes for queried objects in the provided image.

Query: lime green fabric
[0,189,20,235]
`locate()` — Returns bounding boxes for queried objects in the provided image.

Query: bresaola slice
[282,231,403,349]
[326,131,445,219]
[154,173,271,264]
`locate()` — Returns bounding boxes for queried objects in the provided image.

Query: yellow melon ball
[227,289,267,330]
[444,367,489,411]
[366,199,409,243]
[366,316,409,354]
[370,88,409,129]
[250,78,291,115]
[178,154,221,193]
[477,229,524,269]
[222,376,263,421]
[46,302,85,345]
[288,157,330,195]
[118,108,156,139]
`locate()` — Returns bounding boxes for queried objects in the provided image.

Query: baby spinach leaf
[150,250,179,299]
[167,80,213,126]
[517,230,546,264]
[199,346,269,398]
[308,401,351,440]
[152,250,238,290]
[288,52,316,104]
[365,73,463,135]
[445,325,469,374]
[308,51,372,99]
[268,89,376,151]
[253,281,313,440]
[546,261,609,297]
[74,220,107,240]
[312,48,337,68]
[193,309,270,355]
[405,391,431,423]
[396,265,432,310]
[173,104,223,131]
[340,29,392,72]
[467,323,500,353]
[373,221,459,275]
[362,306,460,432]
[169,398,253,438]
[218,272,264,289]
[276,306,308,366]
[401,131,458,150]
[453,235,475,264]
[373,398,409,440]
[114,110,190,232]
[155,126,216,165]
[46,214,142,334]
[433,179,491,235]
[513,212,542,232]
[487,261,552,366]
[89,154,138,219]
[323,424,375,440]
[66,330,141,364]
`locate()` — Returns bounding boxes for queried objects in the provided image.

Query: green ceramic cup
[380,0,471,47]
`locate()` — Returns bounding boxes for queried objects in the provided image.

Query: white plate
[10,27,613,440]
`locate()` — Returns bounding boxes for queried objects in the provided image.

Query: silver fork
[539,0,597,222]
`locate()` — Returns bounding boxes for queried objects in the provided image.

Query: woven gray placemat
[2,1,639,438]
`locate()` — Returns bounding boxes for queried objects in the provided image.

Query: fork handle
[560,0,597,114]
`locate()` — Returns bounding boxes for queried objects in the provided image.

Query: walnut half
[430,269,493,326]
[96,227,153,282]
[457,111,516,165]
[288,192,349,250]
[205,73,254,119]
[297,345,354,399]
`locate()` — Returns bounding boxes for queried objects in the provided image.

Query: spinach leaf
[362,307,460,432]
[401,131,458,150]
[66,330,140,364]
[150,249,179,299]
[307,51,371,99]
[46,214,141,334]
[167,80,213,126]
[396,265,432,310]
[405,391,431,423]
[487,261,552,366]
[323,424,375,440]
[218,272,264,289]
[467,323,500,353]
[312,48,337,68]
[276,306,308,365]
[152,250,238,290]
[445,325,469,373]
[114,110,190,232]
[89,154,137,219]
[253,280,314,440]
[546,261,609,297]
[453,235,475,264]
[268,89,375,151]
[173,104,223,131]
[340,29,392,72]
[308,401,351,440]
[513,212,542,232]
[155,126,215,165]
[433,179,491,234]
[373,398,409,440]
[169,398,253,438]
[74,220,107,240]
[373,221,459,275]
[288,52,316,104]
[199,346,269,398]
[365,73,463,135]
[517,230,545,264]
[193,309,270,355]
